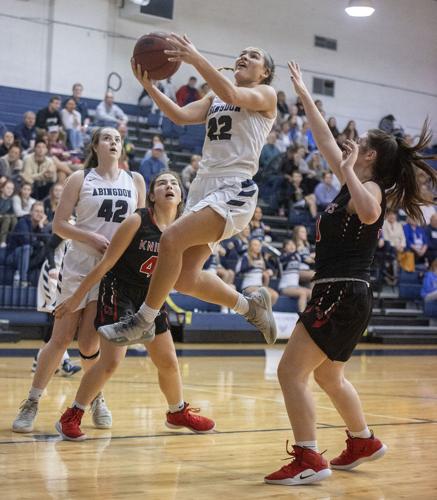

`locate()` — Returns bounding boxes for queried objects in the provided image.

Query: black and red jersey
[314,182,386,281]
[111,208,161,289]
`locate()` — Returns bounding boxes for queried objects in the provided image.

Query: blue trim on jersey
[237,190,257,197]
[227,200,245,207]
[241,179,255,188]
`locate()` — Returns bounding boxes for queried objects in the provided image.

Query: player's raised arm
[287,61,344,183]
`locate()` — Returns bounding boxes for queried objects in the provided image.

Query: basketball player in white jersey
[12,127,146,433]
[99,33,278,346]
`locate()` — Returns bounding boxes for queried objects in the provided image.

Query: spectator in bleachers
[250,206,271,242]
[287,171,318,220]
[65,83,90,127]
[12,182,36,218]
[289,104,304,129]
[383,209,406,253]
[139,142,167,188]
[43,182,63,223]
[161,77,176,102]
[278,239,311,312]
[224,226,251,265]
[237,238,278,305]
[203,244,235,287]
[118,123,135,171]
[419,182,436,224]
[6,200,49,286]
[0,122,6,140]
[336,132,347,149]
[46,126,74,183]
[314,99,325,117]
[61,98,84,151]
[176,76,200,106]
[259,132,280,169]
[143,135,169,167]
[14,111,37,151]
[22,140,57,199]
[276,91,290,119]
[295,95,305,116]
[421,258,437,302]
[198,82,210,98]
[314,171,339,210]
[35,96,62,133]
[403,216,428,265]
[378,114,404,137]
[95,91,128,127]
[0,179,17,247]
[327,116,340,138]
[425,213,437,263]
[288,115,301,144]
[181,154,201,191]
[0,131,16,157]
[0,144,24,188]
[342,120,359,141]
[276,122,293,153]
[293,225,315,283]
[296,121,317,152]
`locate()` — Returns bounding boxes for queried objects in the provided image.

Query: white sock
[232,293,249,315]
[168,401,185,413]
[138,303,160,323]
[72,400,87,411]
[349,427,372,439]
[28,387,43,401]
[61,350,69,363]
[296,440,318,452]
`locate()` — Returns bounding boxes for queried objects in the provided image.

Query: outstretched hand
[164,33,201,65]
[340,139,359,171]
[287,61,307,96]
[131,58,153,90]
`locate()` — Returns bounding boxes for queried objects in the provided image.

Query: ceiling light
[345,0,375,17]
[130,0,151,6]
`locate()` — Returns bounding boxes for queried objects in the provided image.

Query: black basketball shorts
[298,280,373,362]
[94,272,169,335]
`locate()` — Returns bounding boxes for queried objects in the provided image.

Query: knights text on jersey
[199,96,275,178]
[111,208,161,288]
[314,183,386,281]
[71,168,137,255]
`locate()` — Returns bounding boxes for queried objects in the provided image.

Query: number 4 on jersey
[140,256,158,277]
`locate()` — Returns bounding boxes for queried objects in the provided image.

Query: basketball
[133,32,181,80]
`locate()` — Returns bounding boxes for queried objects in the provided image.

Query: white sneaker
[91,393,112,429]
[98,313,155,346]
[243,287,277,344]
[12,399,38,433]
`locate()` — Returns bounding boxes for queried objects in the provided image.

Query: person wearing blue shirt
[259,132,280,168]
[403,217,429,263]
[138,143,167,188]
[314,172,340,210]
[421,259,437,302]
[14,112,37,151]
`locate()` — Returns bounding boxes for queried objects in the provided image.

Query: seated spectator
[118,123,135,171]
[181,154,201,191]
[383,209,406,253]
[342,120,359,141]
[293,225,315,283]
[222,226,251,271]
[14,111,37,151]
[36,96,62,133]
[46,126,74,183]
[276,122,293,153]
[403,216,428,264]
[295,96,305,116]
[421,258,437,303]
[61,98,84,151]
[139,143,167,188]
[425,213,437,263]
[6,201,49,286]
[176,76,200,106]
[314,172,340,210]
[161,77,176,102]
[250,206,271,242]
[64,82,90,127]
[278,239,311,312]
[296,121,317,152]
[0,131,15,157]
[327,116,340,138]
[0,179,17,247]
[336,132,347,149]
[289,104,304,129]
[143,135,169,167]
[0,144,24,188]
[302,150,327,179]
[95,91,128,127]
[198,82,210,98]
[276,91,290,119]
[43,182,64,222]
[259,132,280,169]
[203,244,235,287]
[314,99,324,115]
[237,238,278,305]
[12,182,36,218]
[286,171,317,220]
[22,140,57,199]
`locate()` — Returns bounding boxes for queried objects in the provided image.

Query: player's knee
[154,353,179,374]
[49,335,70,353]
[314,372,343,392]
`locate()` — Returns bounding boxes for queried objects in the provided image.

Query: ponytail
[367,120,437,224]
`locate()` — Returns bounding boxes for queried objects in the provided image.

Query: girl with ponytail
[265,61,437,486]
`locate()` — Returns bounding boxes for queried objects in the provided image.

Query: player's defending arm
[54,213,142,317]
[131,60,212,125]
[287,61,344,184]
[132,172,146,208]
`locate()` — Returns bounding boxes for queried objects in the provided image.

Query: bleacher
[0,84,436,343]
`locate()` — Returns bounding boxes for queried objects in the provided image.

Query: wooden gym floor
[1,341,437,499]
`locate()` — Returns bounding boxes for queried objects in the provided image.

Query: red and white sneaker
[330,431,387,470]
[55,407,86,441]
[165,402,215,434]
[265,443,332,486]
